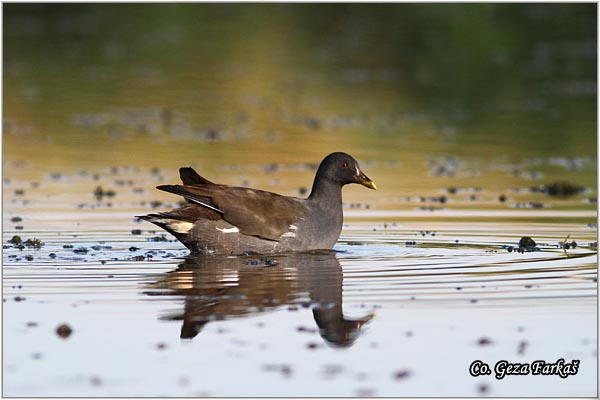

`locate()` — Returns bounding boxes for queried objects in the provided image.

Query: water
[3,3,597,397]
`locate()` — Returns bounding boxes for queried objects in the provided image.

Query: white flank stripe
[216,227,240,234]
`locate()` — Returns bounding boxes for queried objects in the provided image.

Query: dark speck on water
[90,376,102,387]
[519,237,536,248]
[263,363,293,378]
[56,323,73,339]
[147,235,169,242]
[477,337,493,346]
[149,200,163,209]
[517,236,539,252]
[393,369,412,380]
[93,186,116,201]
[532,181,585,197]
[156,342,167,350]
[478,384,490,394]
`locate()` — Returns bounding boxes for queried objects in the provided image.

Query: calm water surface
[3,3,597,397]
[3,157,597,397]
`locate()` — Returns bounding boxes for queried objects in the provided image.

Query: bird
[137,152,376,255]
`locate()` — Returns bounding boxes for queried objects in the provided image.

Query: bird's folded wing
[156,184,306,241]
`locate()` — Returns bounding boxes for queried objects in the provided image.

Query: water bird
[138,152,376,255]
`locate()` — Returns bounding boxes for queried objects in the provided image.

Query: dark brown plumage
[138,152,376,255]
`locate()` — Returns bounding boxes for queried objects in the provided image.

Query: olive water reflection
[144,251,374,346]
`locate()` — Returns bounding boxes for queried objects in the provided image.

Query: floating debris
[418,206,443,211]
[262,363,293,378]
[419,195,447,203]
[559,239,578,250]
[519,236,537,249]
[149,200,163,209]
[506,237,540,253]
[56,323,73,339]
[513,201,545,209]
[7,236,44,250]
[93,186,116,201]
[24,238,44,249]
[156,342,167,350]
[90,376,102,387]
[306,342,320,350]
[532,181,585,197]
[147,235,169,242]
[477,383,489,394]
[393,369,412,380]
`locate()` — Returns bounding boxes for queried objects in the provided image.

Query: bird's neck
[308,177,343,204]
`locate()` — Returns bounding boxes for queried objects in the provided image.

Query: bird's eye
[341,162,348,169]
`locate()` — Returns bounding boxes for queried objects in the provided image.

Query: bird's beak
[355,171,377,190]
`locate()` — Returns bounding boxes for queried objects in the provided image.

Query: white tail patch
[281,232,296,238]
[216,226,240,234]
[166,220,193,234]
[289,225,298,230]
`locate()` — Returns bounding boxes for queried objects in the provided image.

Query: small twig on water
[562,234,571,256]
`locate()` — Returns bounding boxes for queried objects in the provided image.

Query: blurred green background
[3,3,597,171]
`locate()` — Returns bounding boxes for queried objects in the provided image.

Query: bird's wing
[156,184,306,241]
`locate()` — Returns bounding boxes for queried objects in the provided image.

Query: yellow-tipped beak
[360,180,377,190]
[355,172,377,190]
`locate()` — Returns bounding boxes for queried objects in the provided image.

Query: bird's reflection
[143,251,374,347]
